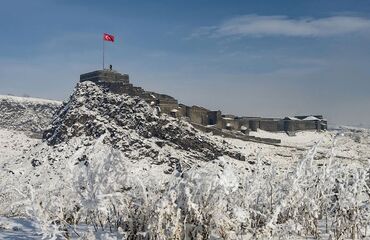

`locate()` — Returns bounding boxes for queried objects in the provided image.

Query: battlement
[79,69,179,112]
[80,70,129,84]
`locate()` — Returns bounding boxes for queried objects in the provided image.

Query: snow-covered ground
[0,216,47,239]
[0,129,40,164]
[0,94,61,105]
[1,126,369,239]
[1,85,370,239]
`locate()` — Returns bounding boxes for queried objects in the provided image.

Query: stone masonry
[80,69,327,140]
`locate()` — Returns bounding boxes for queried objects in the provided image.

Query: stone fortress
[80,69,327,144]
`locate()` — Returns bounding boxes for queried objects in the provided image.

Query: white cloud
[197,15,370,37]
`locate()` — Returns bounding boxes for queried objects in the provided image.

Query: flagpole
[102,36,105,70]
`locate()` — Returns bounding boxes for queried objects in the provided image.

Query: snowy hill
[1,83,370,239]
[42,81,244,161]
[0,82,249,238]
[0,95,61,137]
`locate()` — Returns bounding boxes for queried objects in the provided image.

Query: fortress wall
[284,120,298,132]
[80,70,129,84]
[189,106,209,125]
[79,70,326,137]
[221,118,240,130]
[207,111,222,127]
[98,82,133,95]
[178,104,190,118]
[159,102,179,115]
[236,118,250,130]
[246,118,325,132]
[295,120,317,131]
[132,86,145,96]
[277,120,285,131]
[284,120,327,132]
[221,115,239,130]
[249,119,260,131]
[146,92,177,102]
[321,121,328,130]
[259,120,280,132]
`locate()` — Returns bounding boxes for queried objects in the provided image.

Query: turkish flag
[103,33,114,42]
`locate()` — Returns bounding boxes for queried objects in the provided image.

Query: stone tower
[80,70,129,84]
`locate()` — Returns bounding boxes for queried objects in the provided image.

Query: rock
[155,141,165,148]
[31,159,42,167]
[164,167,174,174]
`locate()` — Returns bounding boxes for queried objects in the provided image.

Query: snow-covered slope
[0,95,61,137]
[42,81,244,161]
[0,82,250,238]
[1,83,370,239]
[0,81,246,211]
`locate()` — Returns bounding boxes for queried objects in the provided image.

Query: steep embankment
[0,95,61,137]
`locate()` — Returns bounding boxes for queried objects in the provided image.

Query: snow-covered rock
[43,81,244,161]
[0,81,248,225]
[0,95,61,137]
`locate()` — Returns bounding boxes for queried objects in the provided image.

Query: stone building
[80,69,327,137]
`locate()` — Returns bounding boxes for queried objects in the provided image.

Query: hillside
[0,95,61,137]
[0,83,370,239]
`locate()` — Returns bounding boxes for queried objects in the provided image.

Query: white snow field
[1,83,370,239]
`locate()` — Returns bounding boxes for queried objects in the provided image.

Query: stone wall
[178,104,190,118]
[192,123,280,144]
[248,119,261,131]
[296,120,319,131]
[221,115,240,130]
[188,106,209,125]
[159,101,179,114]
[236,118,250,130]
[80,70,129,84]
[98,82,134,95]
[259,119,282,132]
[208,111,222,128]
[79,70,327,137]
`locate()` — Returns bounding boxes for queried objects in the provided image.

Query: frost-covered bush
[7,135,370,239]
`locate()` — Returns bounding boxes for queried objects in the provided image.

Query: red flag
[103,33,114,42]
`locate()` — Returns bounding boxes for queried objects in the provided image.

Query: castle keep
[80,70,327,143]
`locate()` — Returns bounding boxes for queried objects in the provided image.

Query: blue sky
[1,0,370,127]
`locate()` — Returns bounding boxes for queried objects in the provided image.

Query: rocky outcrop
[43,81,245,161]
